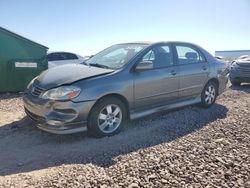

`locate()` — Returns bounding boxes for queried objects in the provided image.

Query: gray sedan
[23,42,229,137]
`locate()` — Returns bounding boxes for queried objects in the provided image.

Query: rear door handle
[202,65,207,70]
[171,70,177,76]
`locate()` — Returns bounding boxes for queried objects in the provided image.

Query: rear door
[173,44,210,100]
[133,44,179,110]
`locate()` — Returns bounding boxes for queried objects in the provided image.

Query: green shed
[0,27,48,92]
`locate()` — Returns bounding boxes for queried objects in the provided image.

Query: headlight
[41,86,81,100]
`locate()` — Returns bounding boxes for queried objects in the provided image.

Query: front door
[133,44,179,111]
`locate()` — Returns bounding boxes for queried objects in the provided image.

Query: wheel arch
[88,93,130,121]
[205,78,219,95]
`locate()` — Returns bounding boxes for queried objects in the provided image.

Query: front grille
[235,63,250,77]
[238,66,250,70]
[238,65,250,77]
[238,62,250,67]
[31,85,44,97]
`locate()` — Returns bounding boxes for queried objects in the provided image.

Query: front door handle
[171,70,177,76]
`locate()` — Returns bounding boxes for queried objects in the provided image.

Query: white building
[215,50,250,60]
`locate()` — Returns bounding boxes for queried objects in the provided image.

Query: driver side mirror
[136,61,153,71]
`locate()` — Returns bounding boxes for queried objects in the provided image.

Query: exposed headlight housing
[231,62,238,69]
[41,86,81,100]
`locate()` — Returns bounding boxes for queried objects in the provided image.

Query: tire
[87,97,127,138]
[230,79,241,86]
[201,81,218,108]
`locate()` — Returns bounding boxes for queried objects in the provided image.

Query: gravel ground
[0,93,23,113]
[0,84,249,187]
[0,93,24,126]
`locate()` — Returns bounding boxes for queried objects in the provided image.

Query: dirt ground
[0,84,249,187]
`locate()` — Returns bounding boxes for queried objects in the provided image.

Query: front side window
[87,44,147,69]
[176,45,205,64]
[141,45,173,68]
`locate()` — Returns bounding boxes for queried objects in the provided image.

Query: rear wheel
[201,81,218,108]
[87,97,127,138]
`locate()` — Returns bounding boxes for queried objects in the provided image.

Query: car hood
[34,64,114,89]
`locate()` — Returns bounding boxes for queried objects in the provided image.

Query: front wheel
[201,82,218,108]
[87,97,127,138]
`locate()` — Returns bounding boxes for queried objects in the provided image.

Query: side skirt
[130,96,201,120]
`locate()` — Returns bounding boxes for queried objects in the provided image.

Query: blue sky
[0,0,249,56]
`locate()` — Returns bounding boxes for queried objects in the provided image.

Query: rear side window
[176,45,205,64]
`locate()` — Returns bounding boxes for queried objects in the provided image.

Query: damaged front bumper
[23,92,96,134]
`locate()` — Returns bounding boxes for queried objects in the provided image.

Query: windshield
[86,44,148,69]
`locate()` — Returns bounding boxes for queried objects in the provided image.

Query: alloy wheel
[98,104,122,134]
[204,85,216,104]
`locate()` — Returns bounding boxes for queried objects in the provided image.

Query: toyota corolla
[23,42,228,137]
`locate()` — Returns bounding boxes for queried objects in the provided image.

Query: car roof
[47,51,84,58]
[117,42,153,45]
[118,41,200,46]
[47,51,77,54]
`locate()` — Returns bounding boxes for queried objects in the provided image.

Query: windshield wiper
[89,63,112,69]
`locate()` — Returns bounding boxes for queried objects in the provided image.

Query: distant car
[230,57,250,86]
[47,52,85,68]
[237,55,250,60]
[23,42,228,137]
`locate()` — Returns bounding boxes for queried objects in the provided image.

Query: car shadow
[0,103,228,176]
[229,83,250,93]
